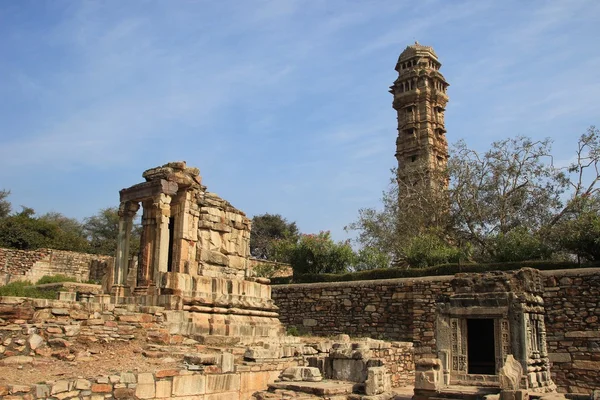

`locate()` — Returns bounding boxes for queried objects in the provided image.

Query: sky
[1,0,599,243]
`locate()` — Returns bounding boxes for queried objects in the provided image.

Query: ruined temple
[112,161,283,339]
[390,42,449,188]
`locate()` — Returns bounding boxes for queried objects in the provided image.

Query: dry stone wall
[542,269,600,394]
[272,268,600,394]
[272,277,452,353]
[0,248,112,286]
[0,359,294,400]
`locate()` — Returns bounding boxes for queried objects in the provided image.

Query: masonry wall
[272,268,600,394]
[0,248,112,286]
[542,269,600,394]
[0,296,298,399]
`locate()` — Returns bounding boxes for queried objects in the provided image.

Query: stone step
[268,380,360,396]
[414,386,499,400]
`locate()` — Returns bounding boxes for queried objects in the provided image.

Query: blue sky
[1,0,599,242]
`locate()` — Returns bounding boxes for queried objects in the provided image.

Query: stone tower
[390,42,449,187]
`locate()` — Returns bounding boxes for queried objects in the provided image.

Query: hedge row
[269,260,600,285]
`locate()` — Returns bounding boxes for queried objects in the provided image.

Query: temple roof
[397,41,438,62]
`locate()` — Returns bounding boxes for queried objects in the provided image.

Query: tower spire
[390,43,449,189]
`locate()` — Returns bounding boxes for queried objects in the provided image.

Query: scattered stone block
[365,366,391,396]
[280,367,322,382]
[414,358,443,391]
[28,334,45,350]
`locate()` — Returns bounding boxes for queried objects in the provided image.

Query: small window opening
[411,155,417,162]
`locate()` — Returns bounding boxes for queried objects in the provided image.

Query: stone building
[390,42,449,188]
[112,161,283,339]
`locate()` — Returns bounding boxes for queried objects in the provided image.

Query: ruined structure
[112,161,283,339]
[435,269,556,393]
[390,42,449,188]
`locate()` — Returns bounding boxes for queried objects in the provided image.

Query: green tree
[350,246,391,271]
[271,231,354,275]
[250,213,299,260]
[403,230,463,268]
[0,207,88,251]
[449,136,567,260]
[491,227,552,262]
[347,127,600,265]
[0,189,10,218]
[551,209,600,261]
[83,207,141,256]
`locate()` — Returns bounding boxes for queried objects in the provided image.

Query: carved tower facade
[390,42,449,187]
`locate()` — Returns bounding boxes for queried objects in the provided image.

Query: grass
[36,274,77,285]
[0,280,58,299]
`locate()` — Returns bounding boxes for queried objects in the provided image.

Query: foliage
[347,127,600,265]
[345,166,452,265]
[491,227,552,262]
[36,274,78,285]
[0,207,88,251]
[286,326,301,336]
[351,246,391,271]
[269,260,600,285]
[0,280,58,299]
[0,189,10,218]
[449,136,567,259]
[250,213,299,260]
[252,261,289,279]
[272,231,354,275]
[403,231,464,268]
[551,209,600,261]
[83,207,141,257]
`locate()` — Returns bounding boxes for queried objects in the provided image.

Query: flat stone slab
[269,380,358,396]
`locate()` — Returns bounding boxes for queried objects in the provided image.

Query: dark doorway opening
[167,216,175,272]
[467,318,496,374]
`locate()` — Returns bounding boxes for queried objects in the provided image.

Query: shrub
[403,232,463,268]
[36,274,78,285]
[272,231,355,275]
[491,228,552,262]
[0,281,58,299]
[270,260,600,284]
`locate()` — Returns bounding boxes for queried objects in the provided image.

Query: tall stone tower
[390,42,449,188]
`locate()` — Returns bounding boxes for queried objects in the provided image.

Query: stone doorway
[467,318,495,375]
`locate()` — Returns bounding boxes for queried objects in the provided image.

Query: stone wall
[272,268,600,394]
[0,361,294,400]
[0,248,112,286]
[272,276,452,352]
[543,269,600,394]
[0,296,298,399]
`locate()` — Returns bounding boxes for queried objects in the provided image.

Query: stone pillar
[112,201,139,297]
[136,200,156,294]
[152,193,172,287]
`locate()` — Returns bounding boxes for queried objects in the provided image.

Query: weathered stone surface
[51,381,71,394]
[155,380,171,398]
[172,374,205,396]
[414,358,443,391]
[280,367,322,382]
[74,379,92,390]
[499,355,523,390]
[206,374,241,393]
[548,353,571,363]
[27,333,44,350]
[365,366,391,396]
[134,373,155,399]
[1,356,34,365]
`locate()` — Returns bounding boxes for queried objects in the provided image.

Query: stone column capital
[119,201,140,218]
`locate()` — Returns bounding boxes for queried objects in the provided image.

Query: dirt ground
[0,339,184,385]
